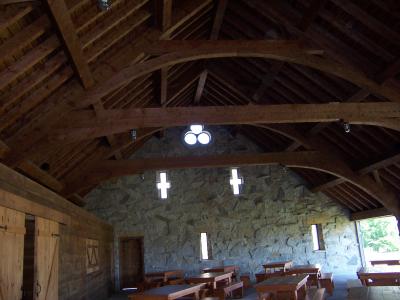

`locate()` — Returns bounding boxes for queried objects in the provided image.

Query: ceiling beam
[350,207,391,221]
[51,102,400,142]
[71,40,400,109]
[45,0,94,88]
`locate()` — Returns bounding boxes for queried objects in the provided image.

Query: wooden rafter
[313,152,400,192]
[45,0,93,88]
[192,0,227,104]
[70,40,400,109]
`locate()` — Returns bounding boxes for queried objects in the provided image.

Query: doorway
[22,216,35,300]
[119,236,144,290]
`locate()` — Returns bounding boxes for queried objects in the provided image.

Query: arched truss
[63,150,400,216]
[74,41,400,109]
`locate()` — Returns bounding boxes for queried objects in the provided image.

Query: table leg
[292,290,298,300]
[194,291,200,300]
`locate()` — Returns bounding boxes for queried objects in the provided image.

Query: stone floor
[108,273,358,300]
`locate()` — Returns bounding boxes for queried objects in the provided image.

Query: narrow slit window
[200,232,211,260]
[311,224,325,251]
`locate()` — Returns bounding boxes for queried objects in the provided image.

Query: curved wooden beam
[63,151,400,216]
[73,40,400,109]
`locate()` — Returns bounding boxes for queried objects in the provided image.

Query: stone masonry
[85,127,362,288]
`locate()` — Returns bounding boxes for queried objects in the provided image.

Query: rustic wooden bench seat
[318,273,334,295]
[215,281,244,300]
[306,288,326,300]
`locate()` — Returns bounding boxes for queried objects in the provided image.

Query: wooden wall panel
[0,206,25,300]
[34,217,59,300]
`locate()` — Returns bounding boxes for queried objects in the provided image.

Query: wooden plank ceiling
[0,0,400,219]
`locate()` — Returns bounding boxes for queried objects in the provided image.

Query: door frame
[118,236,145,289]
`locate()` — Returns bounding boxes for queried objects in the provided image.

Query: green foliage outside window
[360,217,400,252]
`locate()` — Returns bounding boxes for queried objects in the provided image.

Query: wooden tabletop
[263,260,293,269]
[202,265,238,273]
[255,274,309,292]
[358,266,400,276]
[145,270,183,278]
[289,264,321,273]
[348,286,400,299]
[129,284,204,300]
[187,272,233,284]
[370,260,400,266]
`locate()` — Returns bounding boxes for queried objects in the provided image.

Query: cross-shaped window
[157,171,171,199]
[230,168,243,195]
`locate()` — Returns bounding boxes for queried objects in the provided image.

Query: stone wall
[85,127,361,287]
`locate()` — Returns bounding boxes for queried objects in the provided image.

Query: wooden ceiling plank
[46,0,94,88]
[0,35,60,91]
[0,15,50,65]
[0,52,67,115]
[0,3,33,31]
[86,10,151,63]
[72,0,124,34]
[331,0,400,46]
[80,0,148,49]
[0,66,74,132]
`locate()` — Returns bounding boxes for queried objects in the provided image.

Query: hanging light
[183,125,212,146]
[190,125,203,135]
[197,131,211,145]
[98,0,111,10]
[184,131,197,145]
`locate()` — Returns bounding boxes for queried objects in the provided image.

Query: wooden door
[119,237,144,289]
[34,217,59,300]
[0,206,26,300]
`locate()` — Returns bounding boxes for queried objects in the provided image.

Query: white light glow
[200,232,209,260]
[157,172,171,199]
[230,168,243,195]
[184,132,197,145]
[311,224,319,251]
[197,131,211,145]
[190,125,203,135]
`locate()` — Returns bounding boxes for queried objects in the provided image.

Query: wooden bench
[347,279,363,290]
[215,281,244,300]
[318,273,334,295]
[306,288,325,300]
[239,273,251,288]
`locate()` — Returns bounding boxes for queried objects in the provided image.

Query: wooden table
[370,260,400,266]
[202,265,239,274]
[129,284,204,300]
[255,274,309,300]
[263,261,293,273]
[357,266,400,286]
[145,270,184,283]
[347,286,400,299]
[187,272,233,289]
[287,264,321,287]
